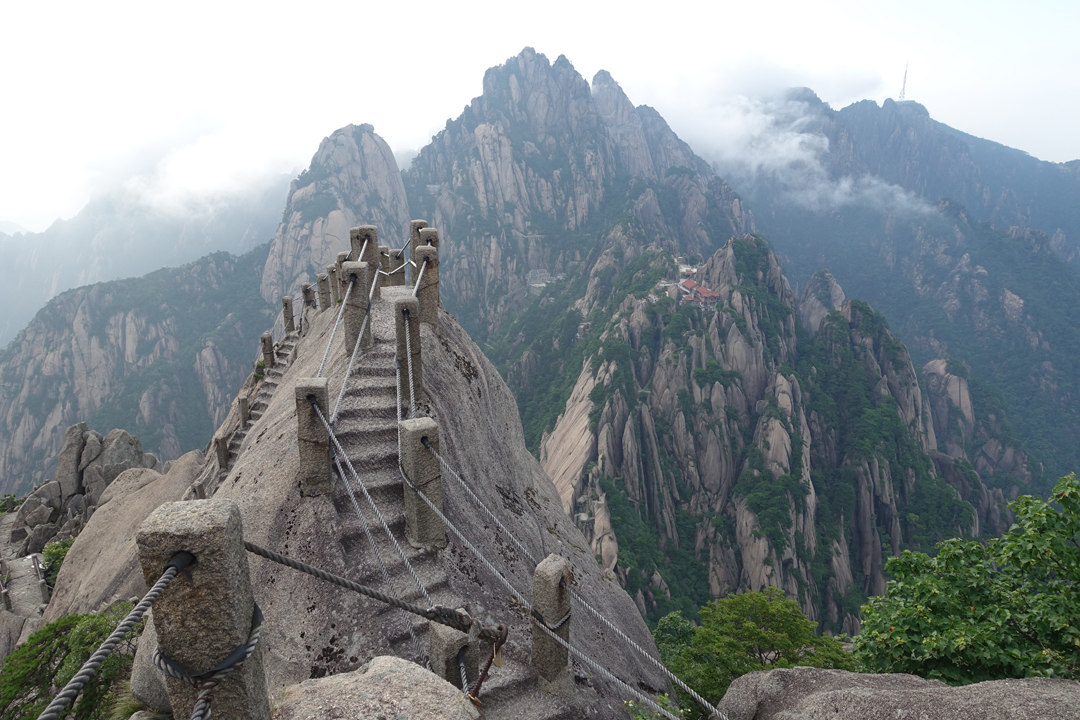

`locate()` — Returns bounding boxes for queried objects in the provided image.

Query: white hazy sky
[2,0,1077,232]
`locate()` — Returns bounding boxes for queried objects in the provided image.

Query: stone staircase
[225,332,300,469]
[323,293,576,719]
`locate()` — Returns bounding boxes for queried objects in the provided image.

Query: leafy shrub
[0,603,140,719]
[654,588,854,718]
[854,473,1080,683]
[41,538,74,587]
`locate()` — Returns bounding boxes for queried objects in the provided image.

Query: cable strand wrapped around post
[36,553,194,720]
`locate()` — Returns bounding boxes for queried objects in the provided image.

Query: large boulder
[0,611,28,672]
[718,667,1080,720]
[42,451,203,623]
[54,423,88,500]
[272,656,479,720]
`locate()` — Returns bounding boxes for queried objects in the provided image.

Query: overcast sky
[2,0,1077,232]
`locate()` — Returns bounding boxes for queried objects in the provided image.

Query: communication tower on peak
[899,62,909,102]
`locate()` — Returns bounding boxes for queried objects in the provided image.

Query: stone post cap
[535,554,571,587]
[394,295,419,314]
[341,261,368,282]
[409,219,429,234]
[317,273,328,281]
[136,499,244,585]
[282,295,293,305]
[415,244,439,266]
[295,377,329,403]
[260,332,272,342]
[400,416,438,442]
[352,225,378,243]
[418,227,440,247]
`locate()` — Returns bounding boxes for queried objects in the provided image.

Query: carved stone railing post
[336,252,350,298]
[398,417,445,548]
[294,378,333,495]
[408,219,428,284]
[301,282,314,309]
[316,273,331,310]
[215,435,229,470]
[531,554,573,696]
[282,296,295,333]
[385,246,406,287]
[351,225,379,266]
[327,266,341,305]
[239,396,250,426]
[418,227,440,250]
[342,262,372,353]
[136,500,270,719]
[260,332,274,368]
[394,296,422,408]
[430,622,478,689]
[414,244,440,326]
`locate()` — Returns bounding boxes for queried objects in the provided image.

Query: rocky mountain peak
[799,269,847,334]
[259,123,409,304]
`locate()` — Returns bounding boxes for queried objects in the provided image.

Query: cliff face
[0,246,273,494]
[404,48,751,339]
[735,93,1080,486]
[536,237,1012,632]
[137,272,669,718]
[260,124,410,303]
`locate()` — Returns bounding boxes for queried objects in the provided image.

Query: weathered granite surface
[272,655,480,720]
[718,667,1080,720]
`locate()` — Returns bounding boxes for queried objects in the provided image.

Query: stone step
[334,404,398,423]
[335,424,399,447]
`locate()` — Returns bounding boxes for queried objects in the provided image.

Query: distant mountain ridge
[0,175,289,348]
[731,91,1080,484]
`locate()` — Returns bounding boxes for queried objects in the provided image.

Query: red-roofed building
[679,278,720,305]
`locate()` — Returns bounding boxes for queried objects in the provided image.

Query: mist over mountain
[693,90,1080,484]
[0,172,290,347]
[0,47,1075,634]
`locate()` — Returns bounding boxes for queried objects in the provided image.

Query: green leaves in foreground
[854,473,1080,684]
[0,603,139,720]
[654,588,854,718]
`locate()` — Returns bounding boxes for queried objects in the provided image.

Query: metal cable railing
[391,369,686,720]
[36,553,196,720]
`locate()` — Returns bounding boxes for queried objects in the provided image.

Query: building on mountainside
[23,222,677,720]
[678,278,720,305]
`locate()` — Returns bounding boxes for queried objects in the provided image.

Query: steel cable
[403,309,417,419]
[36,552,194,720]
[309,400,431,607]
[412,258,427,298]
[243,542,504,642]
[395,456,682,720]
[424,441,725,719]
[330,263,381,424]
[317,278,354,378]
[154,603,263,720]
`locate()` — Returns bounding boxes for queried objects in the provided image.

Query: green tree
[0,603,140,719]
[854,473,1080,683]
[41,538,74,587]
[654,588,854,718]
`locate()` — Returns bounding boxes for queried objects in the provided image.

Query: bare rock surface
[718,667,1080,720]
[42,450,203,622]
[273,655,479,720]
[172,290,669,719]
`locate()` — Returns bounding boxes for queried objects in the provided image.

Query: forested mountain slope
[738,94,1080,484]
[402,49,752,340]
[0,175,288,347]
[0,244,274,493]
[508,234,1016,632]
